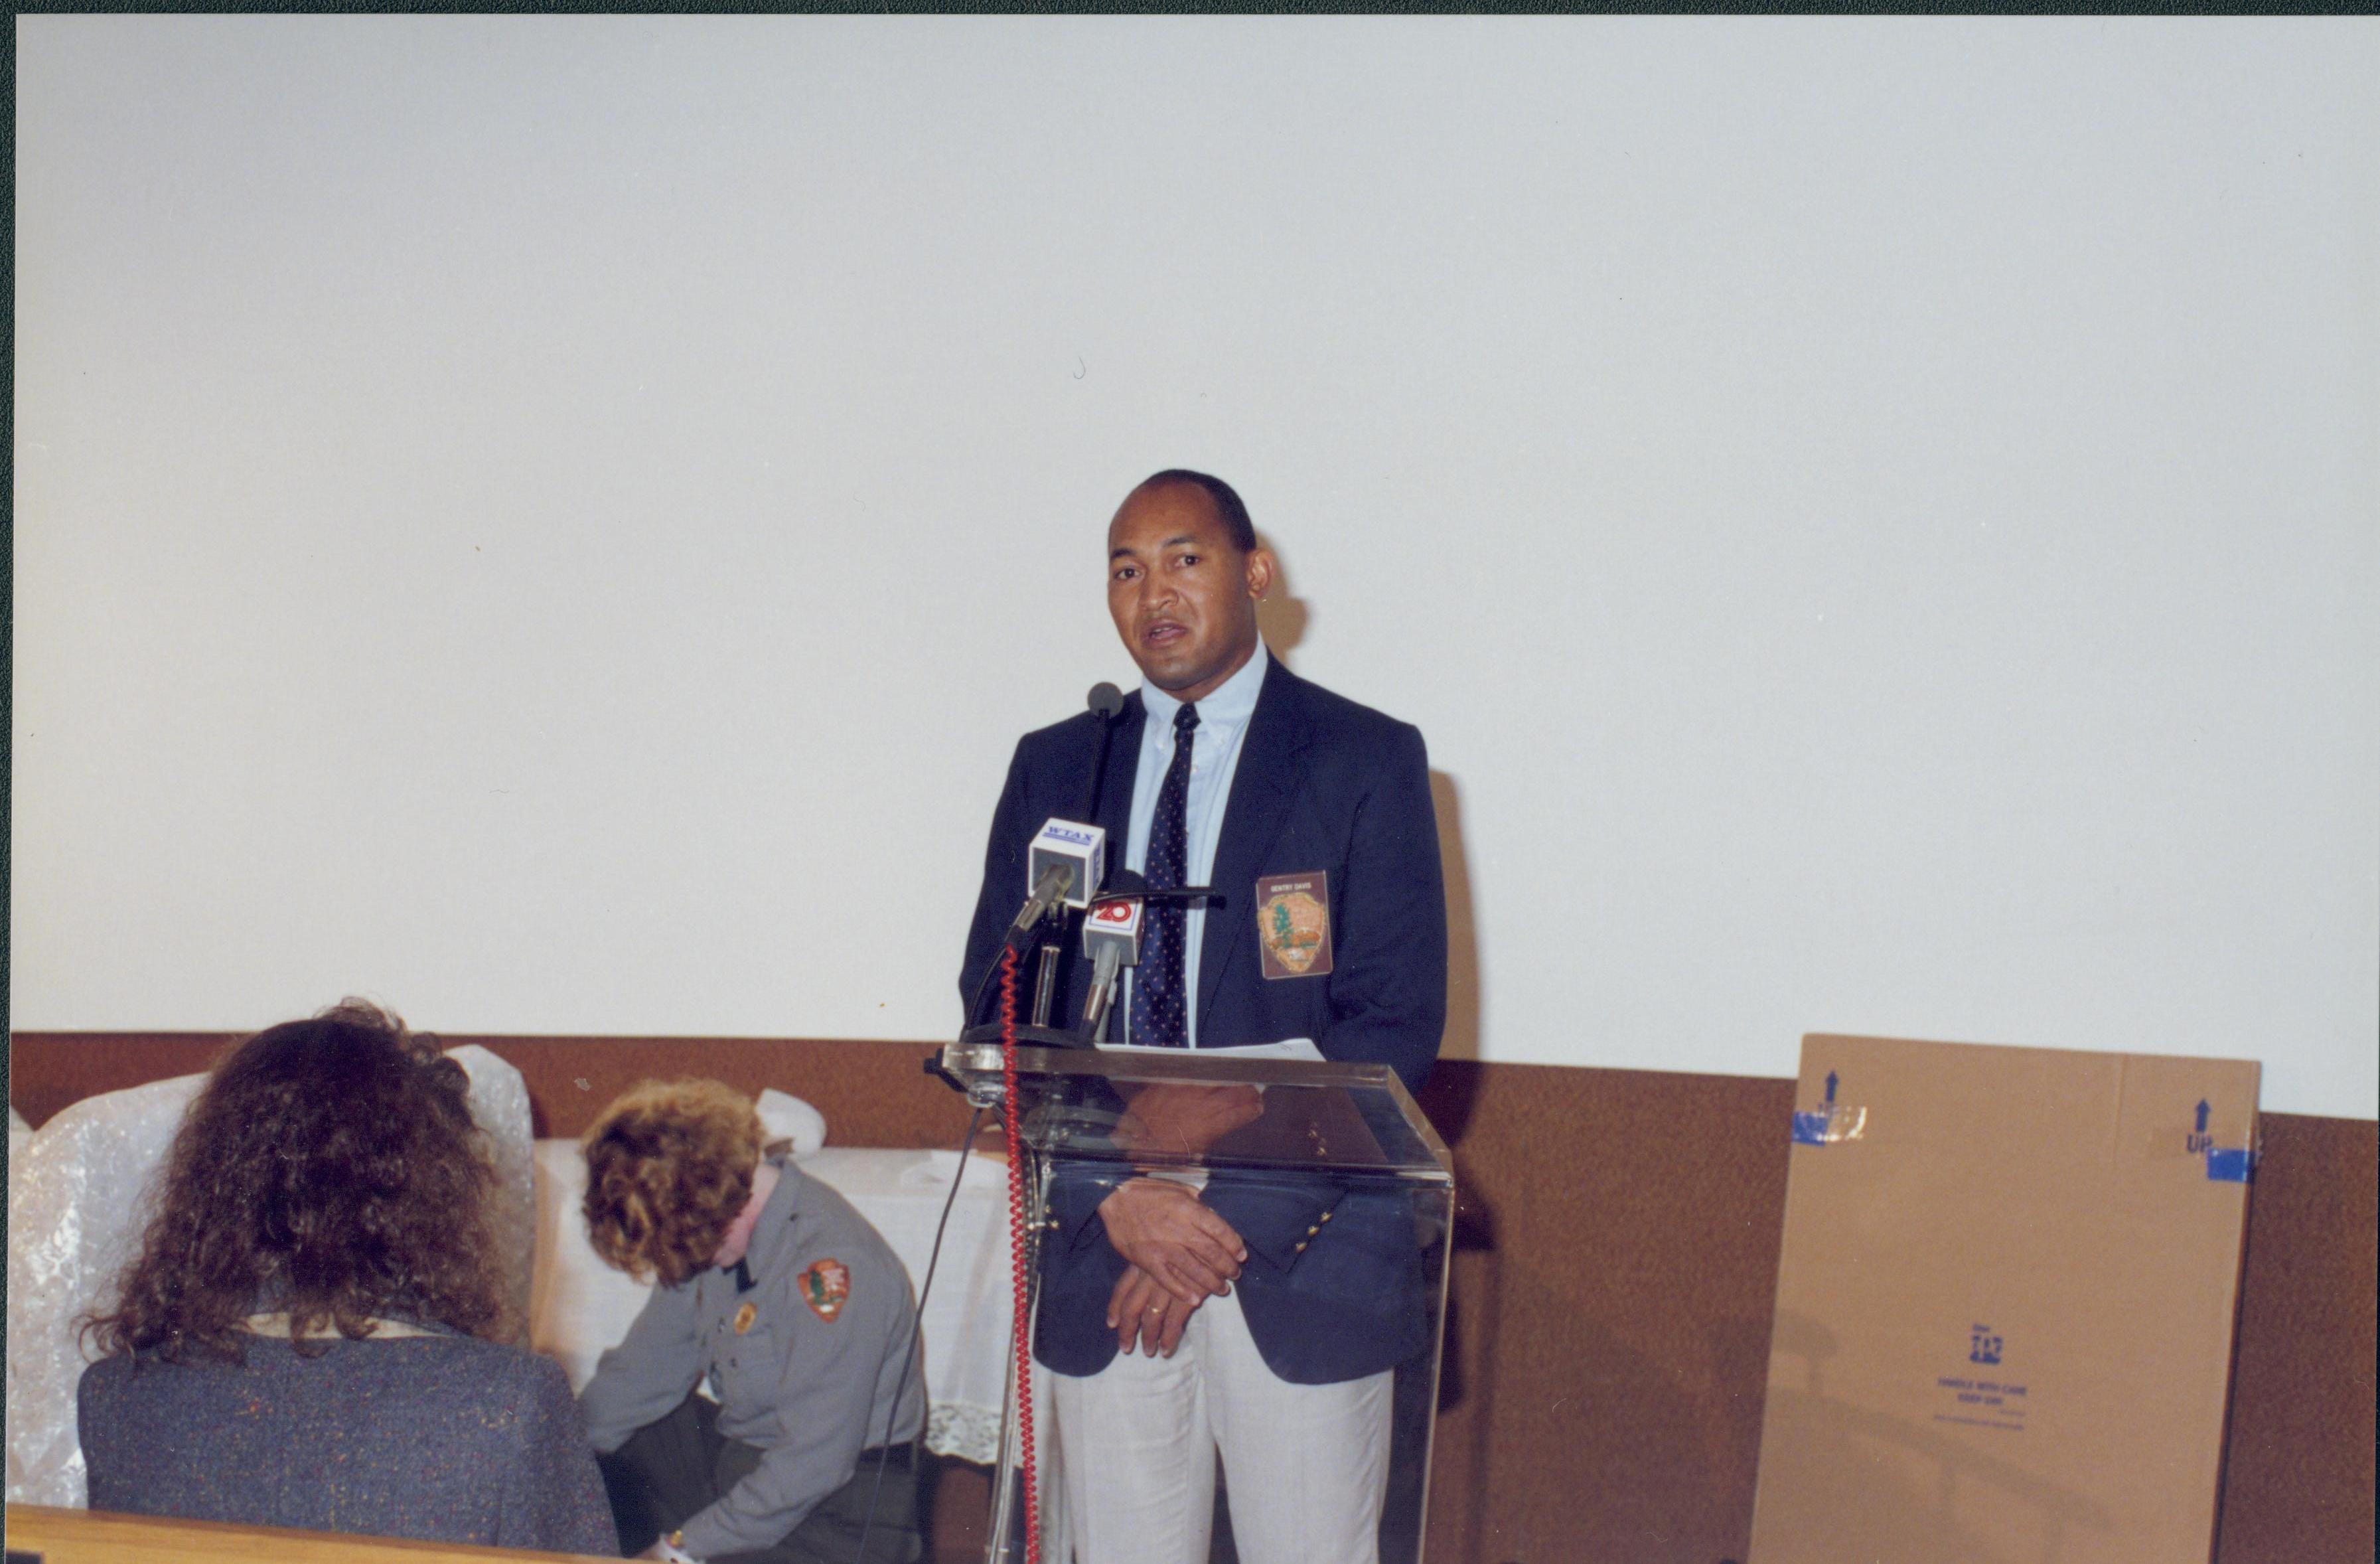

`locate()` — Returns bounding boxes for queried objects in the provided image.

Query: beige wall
[12,17,2378,1116]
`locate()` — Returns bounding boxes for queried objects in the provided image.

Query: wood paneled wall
[12,1034,2374,1564]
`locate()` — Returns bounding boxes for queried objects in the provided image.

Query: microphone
[1006,817,1108,950]
[1080,682,1126,826]
[960,686,1128,1032]
[1080,868,1146,1034]
[1037,686,1125,939]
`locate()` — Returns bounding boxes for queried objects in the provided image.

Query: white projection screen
[13,17,2377,1119]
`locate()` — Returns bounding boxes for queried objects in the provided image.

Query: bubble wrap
[4,1046,536,1508]
[754,1087,828,1158]
[447,1044,538,1347]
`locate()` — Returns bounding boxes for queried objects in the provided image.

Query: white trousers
[1045,1287,1393,1564]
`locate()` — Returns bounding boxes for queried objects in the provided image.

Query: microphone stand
[1030,945,1063,1028]
[1080,699,1119,831]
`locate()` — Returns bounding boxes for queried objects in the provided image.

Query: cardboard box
[1748,1035,2259,1564]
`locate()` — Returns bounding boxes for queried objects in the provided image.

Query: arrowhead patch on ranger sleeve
[800,1258,852,1322]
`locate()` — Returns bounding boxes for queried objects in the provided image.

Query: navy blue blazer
[959,659,1448,1384]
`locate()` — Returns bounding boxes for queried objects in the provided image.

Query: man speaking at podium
[959,469,1447,1564]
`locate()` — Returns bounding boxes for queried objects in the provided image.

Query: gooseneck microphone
[960,683,1132,1035]
[1080,681,1126,829]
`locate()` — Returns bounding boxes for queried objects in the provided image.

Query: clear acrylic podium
[934,1040,1455,1564]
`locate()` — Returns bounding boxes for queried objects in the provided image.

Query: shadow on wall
[1430,772,1481,1065]
[1258,532,1481,1068]
[1560,1316,1727,1564]
[1435,1180,1503,1562]
[1254,530,1311,661]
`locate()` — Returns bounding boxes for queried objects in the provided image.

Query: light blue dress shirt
[1123,639,1270,1047]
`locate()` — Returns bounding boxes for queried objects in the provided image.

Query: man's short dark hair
[1139,469,1256,555]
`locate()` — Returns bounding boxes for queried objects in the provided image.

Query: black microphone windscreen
[1102,866,1149,896]
[1086,682,1126,720]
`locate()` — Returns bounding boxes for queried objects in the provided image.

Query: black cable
[854,1105,988,1564]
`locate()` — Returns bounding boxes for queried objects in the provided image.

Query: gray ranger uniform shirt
[579,1158,927,1559]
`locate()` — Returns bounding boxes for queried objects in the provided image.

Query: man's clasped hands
[1096,1083,1264,1358]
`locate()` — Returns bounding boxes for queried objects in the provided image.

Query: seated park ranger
[577,1081,927,1564]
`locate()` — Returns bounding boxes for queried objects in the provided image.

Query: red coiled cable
[998,946,1042,1563]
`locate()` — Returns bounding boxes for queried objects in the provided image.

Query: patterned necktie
[1130,702,1200,1047]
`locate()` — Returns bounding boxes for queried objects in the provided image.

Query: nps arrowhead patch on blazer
[1256,872,1333,978]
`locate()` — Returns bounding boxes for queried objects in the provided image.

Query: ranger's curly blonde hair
[581,1079,765,1287]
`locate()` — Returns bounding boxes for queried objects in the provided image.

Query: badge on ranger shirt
[800,1259,852,1322]
[731,1301,759,1336]
[1256,872,1333,979]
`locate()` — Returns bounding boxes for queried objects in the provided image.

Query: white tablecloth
[529,1142,1016,1465]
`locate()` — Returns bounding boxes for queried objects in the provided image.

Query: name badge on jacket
[1256,872,1333,979]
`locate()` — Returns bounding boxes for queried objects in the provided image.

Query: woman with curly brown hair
[76,1000,617,1555]
[577,1079,925,1564]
